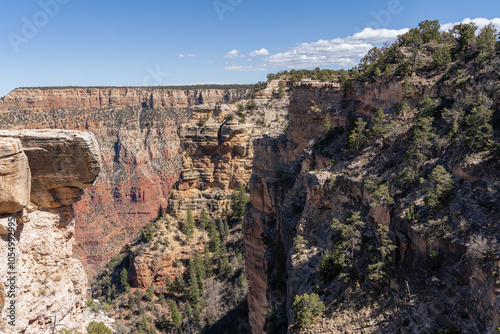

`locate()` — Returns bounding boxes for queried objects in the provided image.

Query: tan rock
[0,87,250,113]
[0,130,101,208]
[0,138,31,214]
[0,130,103,333]
[0,216,16,235]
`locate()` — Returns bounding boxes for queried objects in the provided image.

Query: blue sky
[0,0,499,97]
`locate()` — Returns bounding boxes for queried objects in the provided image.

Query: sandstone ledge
[0,130,101,208]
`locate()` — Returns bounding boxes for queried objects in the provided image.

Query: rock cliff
[0,130,101,333]
[245,75,500,333]
[129,96,289,290]
[0,87,251,113]
[90,95,288,332]
[0,86,250,278]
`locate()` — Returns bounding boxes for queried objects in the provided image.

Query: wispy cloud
[224,64,269,71]
[223,49,245,58]
[176,53,198,58]
[250,48,269,56]
[440,17,500,32]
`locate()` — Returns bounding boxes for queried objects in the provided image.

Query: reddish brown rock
[0,87,249,278]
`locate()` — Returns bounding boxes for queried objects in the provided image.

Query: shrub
[405,116,436,165]
[247,100,258,110]
[293,235,308,253]
[318,248,344,283]
[199,117,207,126]
[348,118,368,152]
[405,203,420,222]
[140,223,154,242]
[292,293,325,331]
[423,165,454,209]
[87,322,112,334]
[433,47,451,68]
[465,104,493,151]
[231,183,249,219]
[465,235,495,262]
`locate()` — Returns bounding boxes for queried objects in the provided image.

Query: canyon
[1,48,499,333]
[0,86,250,279]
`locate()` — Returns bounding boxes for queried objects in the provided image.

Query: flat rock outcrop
[0,130,102,333]
[0,130,101,208]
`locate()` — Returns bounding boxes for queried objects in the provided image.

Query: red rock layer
[0,87,249,278]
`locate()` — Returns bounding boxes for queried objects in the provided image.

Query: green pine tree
[119,268,130,290]
[232,183,249,219]
[187,264,200,305]
[330,212,366,281]
[182,208,196,241]
[348,118,368,152]
[292,293,325,331]
[199,208,209,229]
[169,300,182,331]
[370,109,389,140]
[203,246,214,277]
[423,165,454,210]
[465,104,494,151]
[368,224,397,282]
[406,116,436,165]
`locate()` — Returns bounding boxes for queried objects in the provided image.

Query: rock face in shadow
[0,130,102,333]
[245,79,500,333]
[0,87,250,278]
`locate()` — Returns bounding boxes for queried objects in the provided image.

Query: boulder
[0,138,31,214]
[0,130,101,208]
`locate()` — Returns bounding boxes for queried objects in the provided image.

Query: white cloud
[249,48,269,56]
[440,17,500,32]
[223,49,245,58]
[224,64,269,71]
[266,27,407,69]
[349,27,409,43]
[176,53,198,58]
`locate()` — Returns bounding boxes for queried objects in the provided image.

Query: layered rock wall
[0,87,250,278]
[0,87,250,113]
